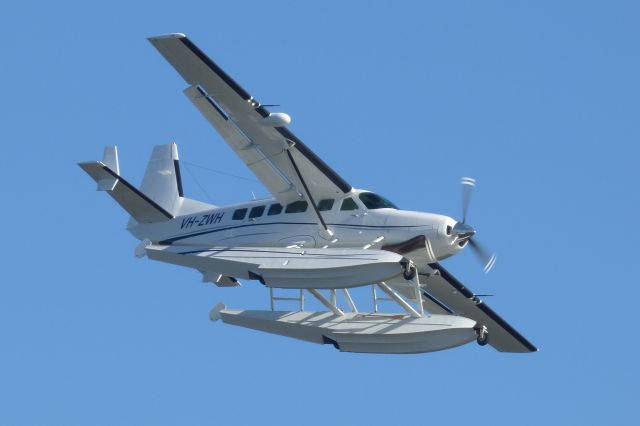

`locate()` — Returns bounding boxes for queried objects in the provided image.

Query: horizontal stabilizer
[97,176,118,192]
[78,161,173,223]
[146,245,405,289]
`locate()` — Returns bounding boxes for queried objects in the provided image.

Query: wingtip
[147,33,186,42]
[77,160,103,167]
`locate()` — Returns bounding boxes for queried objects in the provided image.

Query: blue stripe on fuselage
[158,221,425,245]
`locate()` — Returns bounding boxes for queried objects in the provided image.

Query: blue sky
[1,1,638,424]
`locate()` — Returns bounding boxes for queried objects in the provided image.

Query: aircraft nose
[452,222,476,238]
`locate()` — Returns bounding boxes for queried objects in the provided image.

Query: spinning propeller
[453,177,497,273]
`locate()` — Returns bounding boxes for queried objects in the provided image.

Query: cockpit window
[358,192,398,209]
[340,197,359,211]
[317,199,334,211]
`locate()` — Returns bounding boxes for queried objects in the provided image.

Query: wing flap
[420,264,537,353]
[183,85,302,204]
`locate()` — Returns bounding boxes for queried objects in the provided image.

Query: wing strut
[285,145,333,238]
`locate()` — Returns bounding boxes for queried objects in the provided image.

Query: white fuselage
[129,189,466,262]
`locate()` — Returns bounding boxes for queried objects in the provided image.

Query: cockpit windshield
[358,192,398,210]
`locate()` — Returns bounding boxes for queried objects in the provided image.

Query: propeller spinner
[452,177,497,273]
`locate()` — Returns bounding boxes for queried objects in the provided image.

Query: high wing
[422,263,536,352]
[148,34,352,211]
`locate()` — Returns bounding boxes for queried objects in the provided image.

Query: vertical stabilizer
[139,142,183,215]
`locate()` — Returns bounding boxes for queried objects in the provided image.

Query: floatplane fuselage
[130,188,465,263]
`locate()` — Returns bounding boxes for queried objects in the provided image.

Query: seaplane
[79,33,537,354]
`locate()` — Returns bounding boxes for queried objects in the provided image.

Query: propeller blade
[461,177,476,223]
[468,238,497,273]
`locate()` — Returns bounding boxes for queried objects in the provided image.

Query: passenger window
[285,201,309,213]
[249,206,265,219]
[340,197,359,211]
[267,203,283,216]
[317,199,335,211]
[232,208,247,220]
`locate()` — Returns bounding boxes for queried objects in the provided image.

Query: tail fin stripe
[174,159,184,197]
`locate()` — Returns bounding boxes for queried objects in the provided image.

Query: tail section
[79,147,174,223]
[79,142,215,224]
